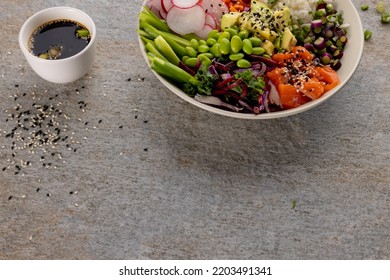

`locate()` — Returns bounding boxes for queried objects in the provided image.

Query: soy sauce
[29,19,90,60]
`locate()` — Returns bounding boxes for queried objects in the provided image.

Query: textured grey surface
[0,0,389,260]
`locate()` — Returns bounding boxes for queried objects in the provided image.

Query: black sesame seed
[98,119,102,124]
[36,188,40,192]
[8,196,13,200]
[2,167,6,171]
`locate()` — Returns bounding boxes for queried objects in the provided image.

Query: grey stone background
[0,0,389,259]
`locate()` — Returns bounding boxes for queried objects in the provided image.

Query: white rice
[261,0,334,24]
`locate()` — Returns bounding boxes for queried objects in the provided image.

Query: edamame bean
[185,46,198,57]
[229,53,245,61]
[189,38,199,50]
[207,30,220,40]
[182,55,190,62]
[206,38,217,47]
[237,59,251,68]
[219,37,231,55]
[210,43,222,58]
[199,39,207,45]
[238,30,249,40]
[198,54,211,67]
[252,47,265,55]
[248,37,262,47]
[218,31,231,42]
[242,39,253,55]
[201,52,214,59]
[230,35,243,54]
[225,28,238,37]
[198,44,210,53]
[184,57,199,68]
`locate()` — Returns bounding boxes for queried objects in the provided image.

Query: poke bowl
[138,0,364,119]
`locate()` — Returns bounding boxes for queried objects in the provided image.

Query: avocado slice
[274,7,292,32]
[251,1,271,13]
[281,27,297,52]
[221,12,241,30]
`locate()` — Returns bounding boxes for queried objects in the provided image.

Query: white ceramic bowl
[19,6,96,84]
[139,0,363,119]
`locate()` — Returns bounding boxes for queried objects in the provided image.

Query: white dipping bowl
[139,0,364,119]
[19,6,96,84]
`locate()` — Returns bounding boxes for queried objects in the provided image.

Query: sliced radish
[161,0,173,13]
[205,12,218,29]
[146,0,166,19]
[195,24,215,39]
[200,0,229,27]
[166,4,206,35]
[172,0,200,9]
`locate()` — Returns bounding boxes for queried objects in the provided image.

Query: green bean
[252,47,266,55]
[229,53,245,61]
[185,46,198,57]
[248,37,261,47]
[230,35,243,53]
[210,43,222,58]
[184,57,199,68]
[242,39,253,55]
[189,38,199,50]
[237,59,251,68]
[198,44,210,53]
[219,37,231,55]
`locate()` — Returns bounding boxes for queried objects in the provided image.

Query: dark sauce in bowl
[29,19,90,60]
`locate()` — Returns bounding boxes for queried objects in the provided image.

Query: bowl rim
[138,0,364,120]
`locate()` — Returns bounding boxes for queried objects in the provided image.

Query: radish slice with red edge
[146,0,167,19]
[200,0,229,27]
[161,0,173,13]
[195,24,215,39]
[166,4,206,35]
[205,12,218,29]
[172,0,201,9]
